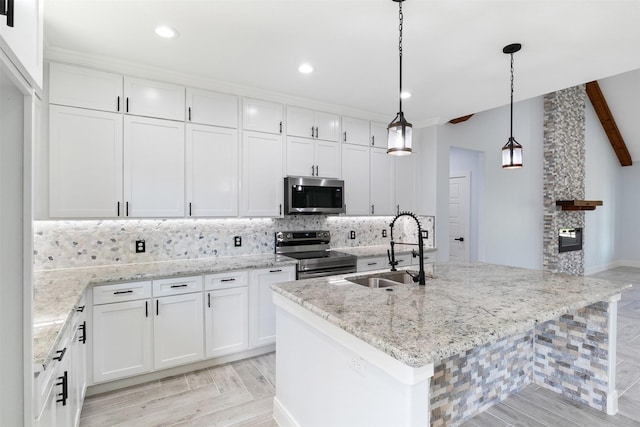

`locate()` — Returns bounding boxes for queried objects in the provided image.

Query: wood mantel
[556,200,603,211]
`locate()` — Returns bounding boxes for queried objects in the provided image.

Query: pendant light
[501,43,523,169]
[387,0,412,156]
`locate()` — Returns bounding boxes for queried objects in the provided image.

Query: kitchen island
[271,262,631,427]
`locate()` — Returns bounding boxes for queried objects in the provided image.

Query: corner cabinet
[49,105,123,218]
[123,116,185,217]
[249,266,295,347]
[186,124,239,217]
[240,131,284,217]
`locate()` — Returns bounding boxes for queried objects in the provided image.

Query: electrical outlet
[135,240,145,253]
[349,355,365,376]
[234,236,242,247]
[349,230,356,239]
[382,229,387,238]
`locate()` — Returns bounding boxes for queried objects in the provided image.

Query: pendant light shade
[387,0,412,156]
[502,43,522,169]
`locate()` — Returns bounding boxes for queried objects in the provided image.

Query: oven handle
[297,266,357,280]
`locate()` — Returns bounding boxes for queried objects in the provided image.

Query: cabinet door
[240,131,284,217]
[186,124,239,217]
[153,293,204,370]
[341,144,370,215]
[314,111,340,142]
[315,140,341,178]
[49,63,122,112]
[204,287,249,358]
[370,147,395,215]
[285,137,315,177]
[242,98,283,134]
[395,152,417,214]
[286,106,315,138]
[49,105,123,218]
[186,88,238,128]
[93,299,152,383]
[370,121,388,148]
[124,76,185,121]
[249,267,295,347]
[341,116,370,146]
[124,116,185,217]
[0,0,43,88]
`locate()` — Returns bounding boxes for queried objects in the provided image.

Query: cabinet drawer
[356,256,388,272]
[395,253,413,267]
[153,275,203,297]
[205,271,249,290]
[93,281,151,305]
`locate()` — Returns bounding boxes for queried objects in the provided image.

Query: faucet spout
[389,211,426,285]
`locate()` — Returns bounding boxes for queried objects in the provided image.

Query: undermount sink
[345,270,417,288]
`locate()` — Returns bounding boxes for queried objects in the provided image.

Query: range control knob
[286,233,292,239]
[276,232,283,240]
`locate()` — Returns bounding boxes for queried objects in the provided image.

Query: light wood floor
[80,267,640,426]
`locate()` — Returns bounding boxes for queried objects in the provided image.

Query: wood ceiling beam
[448,114,474,124]
[585,81,632,166]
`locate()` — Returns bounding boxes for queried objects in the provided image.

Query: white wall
[618,164,640,267]
[584,101,622,274]
[423,97,544,269]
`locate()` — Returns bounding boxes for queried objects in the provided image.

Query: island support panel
[533,295,620,415]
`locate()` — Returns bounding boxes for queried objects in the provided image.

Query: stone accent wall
[543,85,586,275]
[430,333,533,426]
[534,301,613,412]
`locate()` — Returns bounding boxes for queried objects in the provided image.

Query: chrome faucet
[387,211,426,285]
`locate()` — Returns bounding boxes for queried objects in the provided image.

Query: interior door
[449,175,470,262]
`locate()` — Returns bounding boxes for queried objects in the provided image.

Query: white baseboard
[273,396,299,427]
[585,261,623,276]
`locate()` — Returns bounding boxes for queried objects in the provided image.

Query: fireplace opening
[559,228,583,253]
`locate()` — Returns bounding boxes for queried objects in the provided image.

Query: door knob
[454,237,464,242]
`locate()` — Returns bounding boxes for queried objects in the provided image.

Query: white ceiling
[44,0,640,149]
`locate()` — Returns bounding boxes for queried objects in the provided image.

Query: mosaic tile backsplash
[34,215,435,270]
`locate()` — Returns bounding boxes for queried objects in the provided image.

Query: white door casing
[449,174,470,262]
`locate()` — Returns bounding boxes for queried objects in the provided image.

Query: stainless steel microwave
[284,176,345,215]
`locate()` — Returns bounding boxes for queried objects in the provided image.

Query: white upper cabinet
[124,116,185,217]
[186,124,239,217]
[286,106,339,142]
[49,63,123,113]
[242,98,283,134]
[370,121,388,148]
[186,88,238,128]
[49,105,123,218]
[240,130,284,217]
[0,0,43,89]
[341,116,370,146]
[370,147,395,215]
[395,149,418,214]
[124,76,185,121]
[341,144,370,215]
[286,137,340,179]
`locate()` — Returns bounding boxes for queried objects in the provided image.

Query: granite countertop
[34,254,298,372]
[334,245,437,258]
[271,262,632,368]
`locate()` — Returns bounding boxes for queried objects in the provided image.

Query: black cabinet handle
[269,269,282,273]
[221,278,236,282]
[343,131,347,142]
[117,96,120,112]
[279,204,282,216]
[145,301,148,317]
[279,121,283,134]
[76,305,85,312]
[311,126,315,138]
[53,347,67,362]
[367,262,378,266]
[188,107,191,121]
[371,205,375,215]
[189,202,192,217]
[454,237,465,242]
[311,165,315,176]
[126,201,129,216]
[371,135,375,146]
[117,201,121,217]
[113,290,133,295]
[315,126,318,138]
[170,284,188,288]
[207,293,211,308]
[156,300,159,316]
[79,321,87,344]
[126,97,129,113]
[0,0,14,27]
[56,371,68,406]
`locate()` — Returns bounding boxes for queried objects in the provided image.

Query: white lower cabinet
[204,287,249,358]
[153,292,204,370]
[357,256,388,272]
[249,266,295,347]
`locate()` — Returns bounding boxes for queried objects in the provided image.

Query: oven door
[297,265,357,280]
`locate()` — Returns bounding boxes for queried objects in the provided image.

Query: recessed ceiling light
[298,63,314,74]
[400,91,411,99]
[155,26,179,39]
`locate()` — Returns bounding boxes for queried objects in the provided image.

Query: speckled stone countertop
[271,262,632,368]
[34,254,298,373]
[333,245,437,258]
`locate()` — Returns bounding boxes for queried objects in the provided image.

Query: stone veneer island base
[271,263,629,427]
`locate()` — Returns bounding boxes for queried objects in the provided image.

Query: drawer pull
[269,269,282,273]
[76,305,85,312]
[170,284,188,288]
[78,321,87,344]
[220,278,236,282]
[56,371,68,406]
[53,347,67,362]
[208,293,211,308]
[113,290,133,295]
[367,262,378,266]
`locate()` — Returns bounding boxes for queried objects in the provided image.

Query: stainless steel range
[275,230,357,279]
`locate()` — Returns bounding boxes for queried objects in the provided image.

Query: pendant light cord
[509,51,514,140]
[398,0,403,115]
